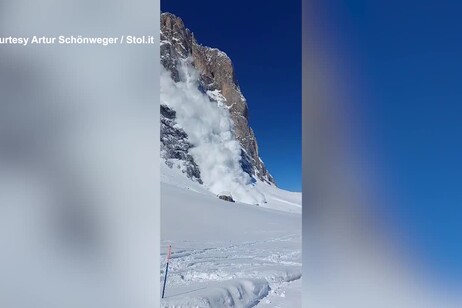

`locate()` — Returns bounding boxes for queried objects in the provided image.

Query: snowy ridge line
[160,276,303,308]
[161,278,270,308]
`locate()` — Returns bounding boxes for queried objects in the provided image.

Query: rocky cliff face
[160,104,202,183]
[160,12,275,185]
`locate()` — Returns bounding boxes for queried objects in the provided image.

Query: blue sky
[313,0,462,284]
[161,1,302,192]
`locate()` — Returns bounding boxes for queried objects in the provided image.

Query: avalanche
[160,60,266,205]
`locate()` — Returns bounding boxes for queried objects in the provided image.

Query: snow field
[160,165,301,307]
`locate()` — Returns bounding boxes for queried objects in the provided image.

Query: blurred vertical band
[302,1,461,307]
[0,1,160,307]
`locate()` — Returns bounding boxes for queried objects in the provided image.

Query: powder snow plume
[160,59,266,205]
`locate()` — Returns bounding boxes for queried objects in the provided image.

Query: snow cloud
[160,59,265,205]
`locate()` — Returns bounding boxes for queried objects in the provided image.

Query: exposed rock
[161,104,202,183]
[160,12,275,185]
[218,194,235,203]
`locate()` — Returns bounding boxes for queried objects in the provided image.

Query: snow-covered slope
[160,165,301,307]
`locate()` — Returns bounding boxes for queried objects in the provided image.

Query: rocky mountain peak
[160,12,275,185]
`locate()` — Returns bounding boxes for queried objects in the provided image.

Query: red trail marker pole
[161,245,172,299]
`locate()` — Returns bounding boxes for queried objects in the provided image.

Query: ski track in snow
[160,165,302,307]
[160,236,301,308]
